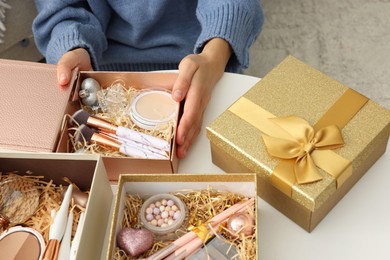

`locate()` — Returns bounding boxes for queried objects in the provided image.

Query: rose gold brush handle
[42,239,60,260]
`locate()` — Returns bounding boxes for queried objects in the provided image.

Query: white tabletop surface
[178,72,390,260]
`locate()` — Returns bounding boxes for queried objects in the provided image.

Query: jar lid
[130,90,178,130]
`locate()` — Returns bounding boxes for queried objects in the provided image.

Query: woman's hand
[56,48,92,88]
[172,38,232,159]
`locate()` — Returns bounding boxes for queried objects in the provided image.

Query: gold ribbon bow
[228,95,362,197]
[261,116,345,184]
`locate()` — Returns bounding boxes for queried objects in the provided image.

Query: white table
[179,72,390,260]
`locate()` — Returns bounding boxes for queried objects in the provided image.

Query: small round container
[0,226,45,260]
[139,194,187,241]
[130,89,178,130]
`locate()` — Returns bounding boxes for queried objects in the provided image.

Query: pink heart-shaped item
[117,227,154,257]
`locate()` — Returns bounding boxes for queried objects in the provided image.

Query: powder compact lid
[130,89,179,130]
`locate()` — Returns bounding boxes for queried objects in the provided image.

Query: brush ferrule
[91,133,121,151]
[87,116,118,133]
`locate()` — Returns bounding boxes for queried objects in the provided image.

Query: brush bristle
[72,109,90,125]
[75,124,95,142]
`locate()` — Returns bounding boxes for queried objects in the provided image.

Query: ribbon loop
[262,116,345,184]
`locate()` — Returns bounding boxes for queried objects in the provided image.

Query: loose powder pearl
[153,208,160,215]
[173,211,181,220]
[144,197,182,228]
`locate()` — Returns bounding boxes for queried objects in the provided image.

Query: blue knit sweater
[33,0,263,72]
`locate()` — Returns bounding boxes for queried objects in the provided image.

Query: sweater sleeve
[195,0,264,72]
[32,0,110,69]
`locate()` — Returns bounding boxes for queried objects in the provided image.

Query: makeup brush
[75,123,168,158]
[103,132,169,158]
[76,124,167,159]
[58,211,73,260]
[146,197,255,260]
[42,185,73,260]
[164,202,255,260]
[69,211,86,260]
[72,109,170,151]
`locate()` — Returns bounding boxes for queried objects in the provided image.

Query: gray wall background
[245,0,390,109]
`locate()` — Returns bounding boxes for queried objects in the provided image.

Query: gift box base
[107,173,259,259]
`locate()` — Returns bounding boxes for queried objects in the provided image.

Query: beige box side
[0,152,113,259]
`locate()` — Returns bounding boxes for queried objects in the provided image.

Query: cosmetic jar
[130,89,178,130]
[140,193,187,240]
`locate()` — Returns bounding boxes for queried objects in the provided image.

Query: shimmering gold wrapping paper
[207,56,390,216]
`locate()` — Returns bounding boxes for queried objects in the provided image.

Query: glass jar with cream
[130,89,179,130]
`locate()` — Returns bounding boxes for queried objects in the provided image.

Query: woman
[33,0,264,158]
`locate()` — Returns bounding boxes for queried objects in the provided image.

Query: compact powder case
[130,89,179,130]
[0,226,45,260]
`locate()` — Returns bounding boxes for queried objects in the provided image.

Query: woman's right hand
[56,48,92,88]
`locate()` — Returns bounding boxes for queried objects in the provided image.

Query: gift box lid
[0,59,77,152]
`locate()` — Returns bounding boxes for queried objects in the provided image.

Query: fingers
[175,83,206,158]
[57,48,92,88]
[172,55,199,102]
[176,107,203,159]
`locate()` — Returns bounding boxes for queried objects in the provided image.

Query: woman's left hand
[172,38,232,158]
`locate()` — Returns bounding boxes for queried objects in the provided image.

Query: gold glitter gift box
[206,55,390,232]
[106,173,258,259]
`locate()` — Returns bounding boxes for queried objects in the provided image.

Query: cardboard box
[0,59,180,181]
[206,55,390,232]
[107,173,258,259]
[0,152,113,260]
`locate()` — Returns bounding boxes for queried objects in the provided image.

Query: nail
[59,73,68,84]
[173,90,183,101]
